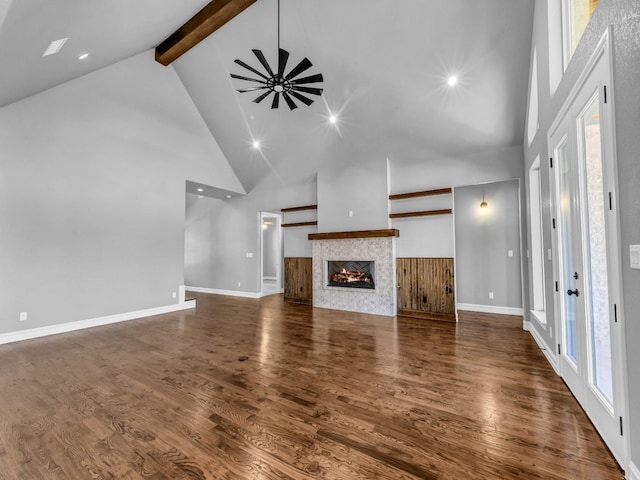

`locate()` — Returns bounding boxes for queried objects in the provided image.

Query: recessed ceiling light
[43,38,68,57]
[197,188,204,192]
[226,195,232,199]
[78,53,89,60]
[447,76,458,87]
[252,140,260,149]
[329,115,337,124]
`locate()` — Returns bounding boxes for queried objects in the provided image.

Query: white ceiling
[0,0,535,194]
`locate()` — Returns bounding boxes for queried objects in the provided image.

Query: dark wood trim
[389,187,452,201]
[155,0,257,66]
[389,209,453,219]
[308,229,399,240]
[281,221,318,228]
[281,204,318,213]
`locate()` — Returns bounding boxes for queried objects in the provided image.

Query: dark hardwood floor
[0,293,624,479]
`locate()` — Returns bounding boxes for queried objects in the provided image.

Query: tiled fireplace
[310,231,397,316]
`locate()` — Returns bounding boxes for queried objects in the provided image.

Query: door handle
[567,289,580,297]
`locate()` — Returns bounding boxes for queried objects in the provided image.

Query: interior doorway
[260,211,282,296]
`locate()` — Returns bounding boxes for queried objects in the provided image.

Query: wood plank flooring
[0,293,624,479]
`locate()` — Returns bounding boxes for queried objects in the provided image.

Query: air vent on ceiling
[43,38,68,57]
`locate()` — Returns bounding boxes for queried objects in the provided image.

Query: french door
[548,33,626,465]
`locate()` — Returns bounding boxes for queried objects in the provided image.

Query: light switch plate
[630,245,640,269]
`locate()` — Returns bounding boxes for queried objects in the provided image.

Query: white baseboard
[0,300,196,346]
[457,303,524,316]
[627,461,640,480]
[523,320,560,375]
[186,286,260,299]
[259,288,284,298]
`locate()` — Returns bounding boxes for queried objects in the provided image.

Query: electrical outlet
[237,281,241,287]
[508,250,514,257]
[630,245,640,269]
[172,292,177,299]
[19,312,27,321]
[348,210,353,217]
[489,292,494,299]
[246,252,253,258]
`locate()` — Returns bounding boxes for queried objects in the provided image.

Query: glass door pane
[556,138,577,364]
[580,95,613,405]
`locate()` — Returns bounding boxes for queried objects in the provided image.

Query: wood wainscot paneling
[284,257,313,305]
[397,257,456,322]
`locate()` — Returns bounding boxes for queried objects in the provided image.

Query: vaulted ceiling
[0,0,535,194]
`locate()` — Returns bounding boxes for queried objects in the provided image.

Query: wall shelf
[389,209,452,219]
[282,221,318,228]
[281,204,318,213]
[389,186,453,219]
[389,187,452,201]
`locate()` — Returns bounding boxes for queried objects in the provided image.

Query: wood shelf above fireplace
[308,229,399,240]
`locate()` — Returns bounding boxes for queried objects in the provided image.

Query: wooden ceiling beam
[155,0,257,66]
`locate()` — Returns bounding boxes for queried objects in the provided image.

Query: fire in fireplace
[327,260,375,289]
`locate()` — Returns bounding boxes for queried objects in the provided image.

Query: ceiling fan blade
[291,85,323,96]
[234,59,270,80]
[271,92,280,109]
[282,92,298,110]
[252,49,274,76]
[277,49,289,79]
[288,90,314,106]
[290,73,324,85]
[231,73,267,84]
[237,86,269,93]
[284,57,312,81]
[253,90,272,104]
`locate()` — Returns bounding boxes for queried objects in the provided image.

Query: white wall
[184,181,317,293]
[391,194,454,258]
[523,0,640,470]
[317,159,390,232]
[0,51,242,335]
[185,145,527,297]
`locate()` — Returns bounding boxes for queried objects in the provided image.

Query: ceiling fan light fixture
[230,0,323,110]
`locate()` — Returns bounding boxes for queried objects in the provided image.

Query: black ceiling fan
[230,0,323,110]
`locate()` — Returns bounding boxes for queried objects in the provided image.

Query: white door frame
[259,211,282,296]
[547,26,628,468]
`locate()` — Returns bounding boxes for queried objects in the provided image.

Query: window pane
[557,139,577,363]
[569,0,599,54]
[580,95,613,405]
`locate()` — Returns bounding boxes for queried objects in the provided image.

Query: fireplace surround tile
[311,237,396,316]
